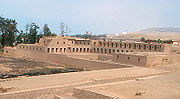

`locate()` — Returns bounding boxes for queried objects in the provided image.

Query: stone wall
[163,44,172,53]
[111,53,170,67]
[66,53,99,60]
[3,47,17,56]
[3,47,130,70]
[167,54,180,64]
[171,44,180,53]
[4,47,171,68]
[17,44,46,52]
[146,55,169,67]
[92,41,165,54]
[112,53,147,67]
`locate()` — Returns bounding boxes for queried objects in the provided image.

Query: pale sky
[1,0,180,35]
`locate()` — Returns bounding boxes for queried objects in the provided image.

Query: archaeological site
[1,1,180,98]
[1,35,180,99]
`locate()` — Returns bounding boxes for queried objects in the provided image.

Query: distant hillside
[112,27,180,40]
[128,27,180,35]
[141,28,180,32]
[141,27,180,33]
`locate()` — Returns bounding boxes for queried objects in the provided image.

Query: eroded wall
[112,53,147,67]
[92,41,165,55]
[4,47,129,70]
[146,55,169,67]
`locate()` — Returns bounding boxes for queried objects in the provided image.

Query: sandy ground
[0,55,179,99]
[81,71,180,99]
[0,67,167,93]
[155,63,180,72]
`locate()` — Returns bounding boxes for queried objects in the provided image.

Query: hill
[141,27,180,33]
[112,27,180,40]
[131,27,180,35]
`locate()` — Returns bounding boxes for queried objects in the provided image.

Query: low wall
[171,45,180,53]
[73,88,120,99]
[3,47,17,56]
[146,55,169,67]
[3,47,130,70]
[167,54,180,64]
[65,53,99,60]
[111,53,171,67]
[4,47,171,68]
[112,53,147,67]
[0,84,75,99]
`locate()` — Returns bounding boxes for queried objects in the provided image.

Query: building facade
[16,36,171,55]
[3,36,173,67]
[17,36,92,54]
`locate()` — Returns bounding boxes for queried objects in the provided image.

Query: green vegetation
[42,24,57,37]
[140,37,145,42]
[141,37,173,44]
[0,67,85,79]
[0,16,107,47]
[71,33,107,40]
[0,16,57,47]
[0,47,3,53]
[0,17,18,47]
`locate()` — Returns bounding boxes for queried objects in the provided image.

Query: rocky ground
[0,55,60,74]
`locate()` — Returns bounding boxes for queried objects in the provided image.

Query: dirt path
[0,67,167,93]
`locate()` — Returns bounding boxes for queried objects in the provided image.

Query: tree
[7,19,18,46]
[29,23,39,44]
[60,22,65,36]
[43,24,51,36]
[0,17,8,47]
[140,37,145,42]
[0,17,18,47]
[23,24,30,44]
[51,33,57,36]
[157,39,162,43]
[16,30,23,44]
[36,33,43,43]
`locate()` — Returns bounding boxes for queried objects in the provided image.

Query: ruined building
[4,36,174,67]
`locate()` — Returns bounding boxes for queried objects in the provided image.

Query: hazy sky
[1,0,180,35]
